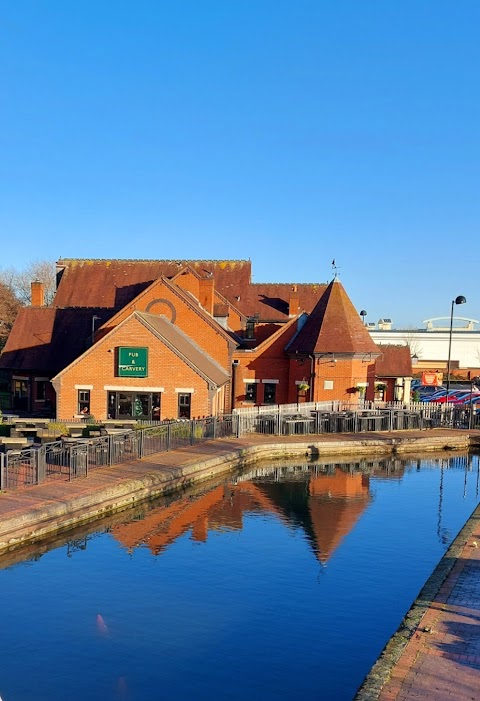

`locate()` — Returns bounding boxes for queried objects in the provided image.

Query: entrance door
[118,393,133,417]
[134,393,150,418]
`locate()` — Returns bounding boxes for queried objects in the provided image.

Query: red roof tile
[375,344,413,377]
[54,259,252,309]
[231,282,327,320]
[287,279,381,355]
[0,306,112,373]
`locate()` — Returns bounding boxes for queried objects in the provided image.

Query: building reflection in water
[110,459,407,564]
[1,455,476,573]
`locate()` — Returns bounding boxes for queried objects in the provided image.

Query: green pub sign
[117,347,148,377]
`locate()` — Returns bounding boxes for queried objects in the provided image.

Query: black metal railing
[0,406,478,493]
[0,415,238,491]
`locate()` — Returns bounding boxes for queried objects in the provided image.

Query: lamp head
[454,295,466,305]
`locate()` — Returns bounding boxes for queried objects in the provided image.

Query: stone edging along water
[0,431,478,556]
[353,501,480,701]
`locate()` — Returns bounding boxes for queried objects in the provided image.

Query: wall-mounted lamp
[411,353,419,366]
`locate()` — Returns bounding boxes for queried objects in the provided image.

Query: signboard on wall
[421,371,443,386]
[117,347,148,377]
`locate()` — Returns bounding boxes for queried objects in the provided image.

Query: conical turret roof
[287,278,381,355]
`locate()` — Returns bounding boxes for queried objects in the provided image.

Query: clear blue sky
[0,1,479,328]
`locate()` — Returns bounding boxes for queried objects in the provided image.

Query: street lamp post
[446,295,466,402]
[360,310,367,326]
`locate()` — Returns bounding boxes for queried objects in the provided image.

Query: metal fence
[1,403,479,492]
[232,401,480,436]
[0,415,238,491]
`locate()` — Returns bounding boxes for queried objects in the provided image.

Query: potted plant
[297,382,310,393]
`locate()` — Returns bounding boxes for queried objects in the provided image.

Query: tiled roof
[54,259,327,322]
[375,344,413,377]
[54,259,252,309]
[230,282,327,320]
[287,279,381,355]
[0,306,112,373]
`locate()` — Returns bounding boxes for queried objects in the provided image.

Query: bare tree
[0,281,21,350]
[401,327,422,358]
[8,259,57,305]
[0,260,56,350]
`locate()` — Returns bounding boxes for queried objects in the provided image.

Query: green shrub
[82,425,104,437]
[48,421,68,436]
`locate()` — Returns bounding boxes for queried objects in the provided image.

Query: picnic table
[281,414,315,435]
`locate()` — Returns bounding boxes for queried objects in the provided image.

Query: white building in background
[368,317,480,370]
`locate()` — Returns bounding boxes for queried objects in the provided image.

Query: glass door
[118,393,134,417]
[134,393,150,419]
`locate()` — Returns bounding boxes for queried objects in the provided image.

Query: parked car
[454,394,480,406]
[418,386,445,400]
[430,391,474,404]
[420,389,449,402]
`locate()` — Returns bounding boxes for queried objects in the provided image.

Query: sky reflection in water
[0,453,479,701]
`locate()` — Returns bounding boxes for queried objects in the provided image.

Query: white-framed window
[178,393,191,419]
[245,383,257,402]
[78,389,90,414]
[263,383,277,404]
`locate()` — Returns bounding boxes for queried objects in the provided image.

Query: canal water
[0,453,479,701]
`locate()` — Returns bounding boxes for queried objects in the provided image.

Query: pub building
[0,259,412,421]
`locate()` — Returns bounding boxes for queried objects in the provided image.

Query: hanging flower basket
[297,382,310,393]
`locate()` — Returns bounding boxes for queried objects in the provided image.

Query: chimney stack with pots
[31,280,45,307]
[289,285,300,317]
[199,276,214,315]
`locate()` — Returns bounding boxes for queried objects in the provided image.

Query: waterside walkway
[1,428,480,700]
[355,500,480,701]
[0,428,477,551]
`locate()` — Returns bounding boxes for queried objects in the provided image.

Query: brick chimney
[199,276,214,315]
[289,285,300,317]
[31,280,45,307]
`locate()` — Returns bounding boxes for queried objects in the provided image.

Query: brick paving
[359,505,480,701]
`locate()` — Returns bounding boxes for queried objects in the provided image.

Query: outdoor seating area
[281,414,315,435]
[244,402,474,437]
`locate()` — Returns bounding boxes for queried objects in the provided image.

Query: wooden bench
[0,437,29,450]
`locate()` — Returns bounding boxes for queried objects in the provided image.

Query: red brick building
[368,345,414,403]
[0,259,411,420]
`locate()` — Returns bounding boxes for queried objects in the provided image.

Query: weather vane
[331,259,341,278]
